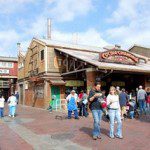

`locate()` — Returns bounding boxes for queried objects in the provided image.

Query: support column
[145,75,150,89]
[44,80,50,108]
[86,68,96,94]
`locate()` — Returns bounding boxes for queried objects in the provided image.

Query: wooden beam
[61,68,86,76]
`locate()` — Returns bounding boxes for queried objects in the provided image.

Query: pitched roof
[128,44,150,51]
[55,48,150,73]
[34,38,105,53]
[0,56,18,62]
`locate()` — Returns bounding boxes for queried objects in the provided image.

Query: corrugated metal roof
[35,38,105,53]
[128,44,150,51]
[0,56,18,62]
[56,48,150,73]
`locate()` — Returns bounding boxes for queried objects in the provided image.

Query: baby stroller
[126,99,139,119]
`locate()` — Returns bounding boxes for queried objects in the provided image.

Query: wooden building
[129,45,150,59]
[18,38,150,109]
[0,56,18,100]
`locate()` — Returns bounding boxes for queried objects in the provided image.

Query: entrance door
[20,84,23,104]
[51,86,60,110]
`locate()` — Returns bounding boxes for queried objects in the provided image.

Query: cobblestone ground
[0,105,150,150]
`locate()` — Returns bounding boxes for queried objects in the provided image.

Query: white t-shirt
[66,94,78,102]
[8,96,17,106]
[107,94,120,109]
[0,97,5,108]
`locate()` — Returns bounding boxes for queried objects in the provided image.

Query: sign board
[66,80,84,87]
[112,81,125,86]
[99,50,140,65]
[0,69,9,74]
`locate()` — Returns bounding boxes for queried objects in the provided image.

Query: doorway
[51,86,60,109]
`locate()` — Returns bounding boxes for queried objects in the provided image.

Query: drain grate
[51,133,74,141]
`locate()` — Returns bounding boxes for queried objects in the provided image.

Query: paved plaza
[0,105,150,150]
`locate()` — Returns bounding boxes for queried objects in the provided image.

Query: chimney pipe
[47,18,51,40]
[17,42,21,55]
[115,44,121,49]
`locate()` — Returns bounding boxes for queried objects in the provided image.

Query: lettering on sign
[100,50,140,65]
[0,69,9,74]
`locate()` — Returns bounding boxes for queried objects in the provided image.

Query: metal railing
[52,99,67,111]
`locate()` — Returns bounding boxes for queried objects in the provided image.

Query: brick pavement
[0,105,150,150]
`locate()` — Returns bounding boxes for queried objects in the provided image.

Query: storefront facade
[0,56,18,100]
[18,38,150,109]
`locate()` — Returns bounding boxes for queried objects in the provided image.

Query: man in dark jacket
[88,82,103,140]
[119,88,128,119]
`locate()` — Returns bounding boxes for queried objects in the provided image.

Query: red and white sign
[99,50,140,65]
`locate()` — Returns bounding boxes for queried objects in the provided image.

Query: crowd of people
[0,92,19,119]
[65,83,150,140]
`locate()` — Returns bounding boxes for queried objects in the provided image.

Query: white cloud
[46,0,94,22]
[0,0,34,14]
[108,0,148,23]
[52,28,109,47]
[24,16,47,37]
[106,0,150,48]
[0,30,20,56]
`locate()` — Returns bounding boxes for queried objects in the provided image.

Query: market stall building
[18,38,150,109]
[129,45,150,59]
[0,56,18,100]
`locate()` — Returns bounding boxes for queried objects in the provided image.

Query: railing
[52,99,67,111]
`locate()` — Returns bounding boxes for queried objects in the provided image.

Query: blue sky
[0,0,149,56]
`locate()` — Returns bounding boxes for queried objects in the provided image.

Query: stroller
[126,99,139,119]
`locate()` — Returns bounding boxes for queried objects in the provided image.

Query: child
[47,100,53,113]
[98,91,109,117]
[47,95,56,113]
[128,99,136,119]
[0,95,5,118]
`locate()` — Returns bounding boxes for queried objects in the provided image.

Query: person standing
[146,88,150,111]
[107,86,123,139]
[0,95,5,118]
[15,91,19,104]
[116,86,121,95]
[88,82,103,140]
[8,94,17,118]
[119,88,128,119]
[78,90,88,117]
[66,90,79,119]
[137,86,147,115]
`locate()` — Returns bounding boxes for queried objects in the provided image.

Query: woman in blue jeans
[107,86,123,139]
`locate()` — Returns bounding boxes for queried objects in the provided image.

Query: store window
[0,62,13,68]
[41,50,44,60]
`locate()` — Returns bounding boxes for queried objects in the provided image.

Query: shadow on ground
[80,127,109,137]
